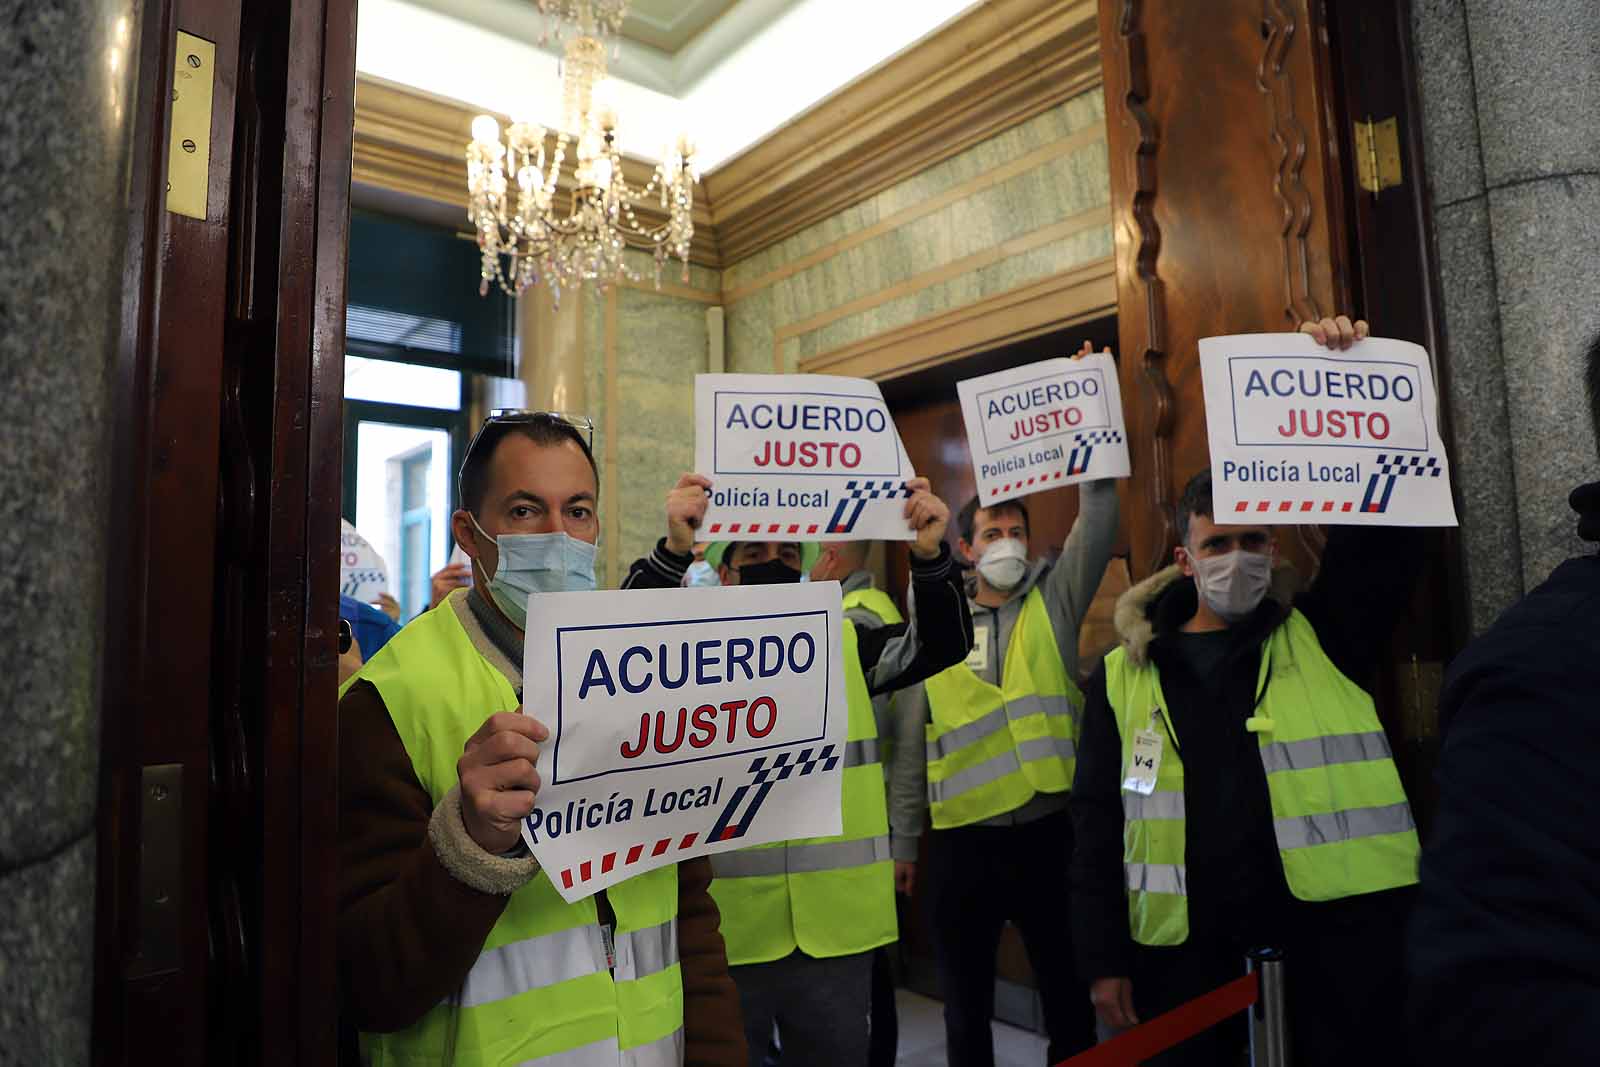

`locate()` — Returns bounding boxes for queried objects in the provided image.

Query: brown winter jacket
[337,588,744,1066]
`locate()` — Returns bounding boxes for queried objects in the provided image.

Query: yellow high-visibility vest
[842,586,903,626]
[346,602,684,1067]
[923,588,1081,828]
[708,620,896,963]
[1105,608,1420,946]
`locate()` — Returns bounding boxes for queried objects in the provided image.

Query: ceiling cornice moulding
[703,0,1102,267]
[350,0,1104,276]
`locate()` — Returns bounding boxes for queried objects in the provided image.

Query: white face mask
[1190,549,1273,623]
[976,538,1029,592]
[684,560,719,588]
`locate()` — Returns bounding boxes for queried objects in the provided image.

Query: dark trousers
[869,946,898,1067]
[1130,889,1414,1067]
[926,810,1095,1067]
[734,950,874,1067]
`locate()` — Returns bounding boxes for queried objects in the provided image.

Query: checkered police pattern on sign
[706,745,840,844]
[825,480,913,534]
[1361,453,1442,514]
[1067,430,1124,477]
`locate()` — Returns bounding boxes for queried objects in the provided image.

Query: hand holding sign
[459,710,550,854]
[666,473,714,555]
[902,476,951,559]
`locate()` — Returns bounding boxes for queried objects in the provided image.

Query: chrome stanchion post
[1248,947,1289,1067]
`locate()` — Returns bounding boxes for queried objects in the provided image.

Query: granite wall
[0,0,142,1060]
[1412,0,1600,632]
[723,87,1111,375]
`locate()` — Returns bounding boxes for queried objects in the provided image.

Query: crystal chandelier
[466,0,699,303]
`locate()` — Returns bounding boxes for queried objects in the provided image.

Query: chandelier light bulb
[471,115,501,147]
[467,0,698,303]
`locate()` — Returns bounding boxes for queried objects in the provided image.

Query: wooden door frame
[93,0,355,1062]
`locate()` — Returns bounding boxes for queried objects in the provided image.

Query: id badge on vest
[965,624,990,672]
[1121,721,1163,796]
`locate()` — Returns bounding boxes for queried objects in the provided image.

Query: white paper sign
[1199,334,1458,526]
[695,373,916,541]
[521,582,849,902]
[957,354,1130,504]
[340,519,389,601]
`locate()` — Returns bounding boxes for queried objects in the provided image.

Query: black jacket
[1071,526,1422,981]
[623,538,974,698]
[1407,483,1600,1064]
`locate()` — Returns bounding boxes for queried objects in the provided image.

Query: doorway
[881,313,1128,1033]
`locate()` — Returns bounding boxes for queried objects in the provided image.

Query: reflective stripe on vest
[1122,790,1185,821]
[458,925,608,1008]
[923,588,1082,828]
[461,920,679,1015]
[710,835,892,879]
[708,619,896,965]
[1105,608,1420,946]
[844,738,880,768]
[348,599,685,1067]
[1125,862,1187,896]
[518,1028,686,1067]
[923,694,1077,762]
[613,919,679,984]
[1274,801,1415,851]
[1259,730,1392,775]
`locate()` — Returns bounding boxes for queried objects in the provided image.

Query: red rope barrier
[1056,973,1260,1067]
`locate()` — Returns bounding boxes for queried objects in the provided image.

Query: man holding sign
[627,470,973,1065]
[896,341,1121,1067]
[1071,317,1428,1067]
[338,411,744,1067]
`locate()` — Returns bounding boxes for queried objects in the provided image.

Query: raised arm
[1042,479,1120,677]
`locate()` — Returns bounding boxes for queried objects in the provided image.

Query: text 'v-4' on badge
[1121,726,1163,796]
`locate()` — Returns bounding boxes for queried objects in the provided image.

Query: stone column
[1412,0,1600,632]
[516,287,589,413]
[0,0,142,1061]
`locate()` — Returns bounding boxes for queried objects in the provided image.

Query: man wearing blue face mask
[1071,317,1425,1067]
[337,411,745,1067]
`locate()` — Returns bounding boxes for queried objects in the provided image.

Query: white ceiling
[623,0,743,53]
[356,0,980,172]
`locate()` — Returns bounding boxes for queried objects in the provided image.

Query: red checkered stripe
[1233,499,1357,515]
[706,521,822,535]
[995,471,1070,494]
[559,832,704,891]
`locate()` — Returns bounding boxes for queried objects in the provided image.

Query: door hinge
[1354,116,1403,196]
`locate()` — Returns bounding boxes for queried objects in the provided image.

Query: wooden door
[93,0,355,1063]
[1098,0,1458,813]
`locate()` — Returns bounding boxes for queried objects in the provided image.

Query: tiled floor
[894,989,1050,1066]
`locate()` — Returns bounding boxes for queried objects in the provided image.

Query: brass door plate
[167,32,216,219]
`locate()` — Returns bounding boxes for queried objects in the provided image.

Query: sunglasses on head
[458,409,596,507]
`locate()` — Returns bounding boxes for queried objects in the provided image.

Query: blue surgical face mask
[684,560,720,588]
[471,515,597,629]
